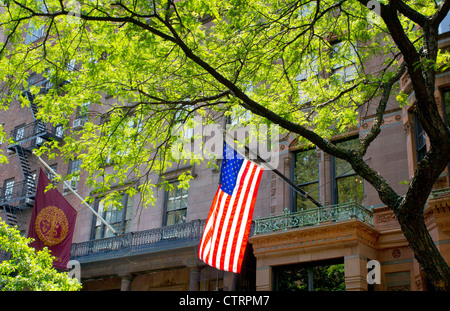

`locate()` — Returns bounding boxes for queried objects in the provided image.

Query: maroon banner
[28,168,77,270]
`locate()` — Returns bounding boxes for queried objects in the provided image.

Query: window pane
[415,114,427,162]
[96,200,105,227]
[165,181,189,226]
[296,182,319,211]
[16,127,25,141]
[274,263,345,291]
[167,184,188,211]
[69,158,82,174]
[112,207,124,224]
[336,175,364,204]
[4,179,15,201]
[335,139,359,176]
[166,209,187,226]
[94,193,133,238]
[126,196,133,220]
[104,222,121,238]
[94,226,101,239]
[294,149,319,185]
[167,197,176,211]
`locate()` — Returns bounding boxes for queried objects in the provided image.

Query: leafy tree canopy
[0,221,81,291]
[0,0,449,289]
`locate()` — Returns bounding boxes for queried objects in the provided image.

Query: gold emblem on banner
[35,206,69,246]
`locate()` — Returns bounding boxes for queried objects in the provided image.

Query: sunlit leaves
[0,0,444,211]
[0,221,81,291]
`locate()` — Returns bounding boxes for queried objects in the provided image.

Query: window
[227,105,253,128]
[64,158,81,194]
[45,164,58,182]
[13,124,26,142]
[273,259,345,291]
[163,181,188,226]
[2,178,15,202]
[291,137,364,210]
[66,59,76,71]
[332,139,364,205]
[92,193,134,239]
[25,22,44,44]
[292,148,320,211]
[55,125,64,138]
[76,102,90,121]
[330,41,358,83]
[24,1,47,44]
[414,114,427,163]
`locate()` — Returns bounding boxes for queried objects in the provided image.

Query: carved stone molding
[428,190,450,234]
[403,121,412,135]
[400,71,413,94]
[376,212,398,224]
[250,219,379,256]
[392,248,401,258]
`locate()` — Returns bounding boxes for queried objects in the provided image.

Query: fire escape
[0,78,64,229]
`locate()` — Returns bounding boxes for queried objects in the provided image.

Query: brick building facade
[1,12,450,292]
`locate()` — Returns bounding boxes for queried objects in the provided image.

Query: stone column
[189,266,201,291]
[223,271,239,291]
[321,150,333,206]
[403,114,416,179]
[255,265,271,291]
[344,255,368,291]
[120,274,133,291]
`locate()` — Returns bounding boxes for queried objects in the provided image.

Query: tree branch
[396,0,428,26]
[431,0,450,28]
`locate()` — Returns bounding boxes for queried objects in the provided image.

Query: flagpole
[223,130,322,208]
[33,153,119,236]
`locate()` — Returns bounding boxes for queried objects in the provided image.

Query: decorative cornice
[428,191,450,233]
[249,219,379,256]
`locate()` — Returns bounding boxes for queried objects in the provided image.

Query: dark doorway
[273,258,345,291]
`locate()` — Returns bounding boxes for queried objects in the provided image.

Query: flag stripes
[198,158,263,273]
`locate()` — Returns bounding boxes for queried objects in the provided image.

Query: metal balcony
[70,219,207,262]
[0,180,36,210]
[8,120,63,152]
[254,202,374,235]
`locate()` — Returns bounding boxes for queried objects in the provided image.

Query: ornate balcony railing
[430,187,450,198]
[254,202,373,235]
[70,219,207,259]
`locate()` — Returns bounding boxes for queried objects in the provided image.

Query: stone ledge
[249,219,379,256]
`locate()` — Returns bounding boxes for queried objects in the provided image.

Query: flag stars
[220,144,244,195]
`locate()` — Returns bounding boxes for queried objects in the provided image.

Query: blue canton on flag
[220,143,244,195]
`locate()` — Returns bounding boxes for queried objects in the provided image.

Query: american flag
[198,142,263,273]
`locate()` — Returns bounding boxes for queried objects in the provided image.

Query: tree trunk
[395,209,450,290]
